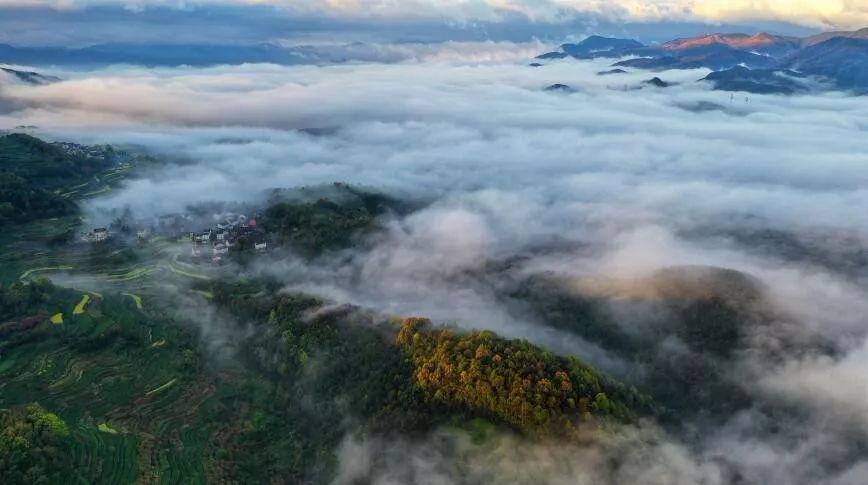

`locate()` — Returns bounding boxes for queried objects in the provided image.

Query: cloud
[332,424,728,485]
[7,56,866,231]
[761,339,868,433]
[332,413,868,485]
[0,0,865,30]
[5,48,867,338]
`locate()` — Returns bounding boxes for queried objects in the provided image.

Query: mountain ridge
[535,27,868,94]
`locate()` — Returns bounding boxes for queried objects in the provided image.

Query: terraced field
[0,283,227,483]
[0,218,221,297]
[0,137,244,482]
[0,199,343,483]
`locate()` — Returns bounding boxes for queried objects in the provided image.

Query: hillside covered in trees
[0,134,106,186]
[0,403,72,484]
[0,134,112,226]
[397,317,651,435]
[262,183,407,256]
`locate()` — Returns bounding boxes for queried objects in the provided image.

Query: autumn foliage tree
[396,318,652,436]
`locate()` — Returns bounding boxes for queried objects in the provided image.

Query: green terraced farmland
[0,283,221,484]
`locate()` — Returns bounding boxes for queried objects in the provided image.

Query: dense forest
[262,183,406,256]
[0,134,106,187]
[0,171,77,226]
[396,317,651,435]
[0,403,73,484]
[0,134,109,227]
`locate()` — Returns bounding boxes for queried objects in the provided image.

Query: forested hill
[397,317,652,435]
[0,134,106,187]
[0,133,115,226]
[262,183,408,256]
[0,171,77,226]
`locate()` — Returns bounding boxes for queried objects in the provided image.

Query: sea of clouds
[2,43,868,484]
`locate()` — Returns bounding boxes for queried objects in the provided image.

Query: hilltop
[0,66,60,85]
[0,133,133,227]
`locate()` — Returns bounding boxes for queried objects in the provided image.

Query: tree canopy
[0,403,72,485]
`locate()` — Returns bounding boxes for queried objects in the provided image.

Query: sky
[2,0,865,46]
[0,0,863,27]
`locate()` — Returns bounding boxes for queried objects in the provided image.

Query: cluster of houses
[82,226,149,244]
[74,211,269,265]
[189,214,268,264]
[51,141,115,160]
[81,227,110,243]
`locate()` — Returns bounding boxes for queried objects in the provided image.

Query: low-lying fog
[3,43,868,484]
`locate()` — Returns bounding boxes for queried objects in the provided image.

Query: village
[80,211,269,266]
[50,141,117,161]
[188,213,268,265]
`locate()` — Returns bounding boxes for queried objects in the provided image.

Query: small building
[93,228,109,242]
[193,230,211,244]
[254,242,267,251]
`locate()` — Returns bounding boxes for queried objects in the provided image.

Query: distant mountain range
[0,43,310,67]
[701,67,808,95]
[0,41,486,68]
[802,27,868,46]
[661,33,801,57]
[0,42,431,68]
[1,30,866,95]
[537,28,868,94]
[0,66,60,85]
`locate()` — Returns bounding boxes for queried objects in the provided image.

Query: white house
[194,230,211,244]
[93,228,109,242]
